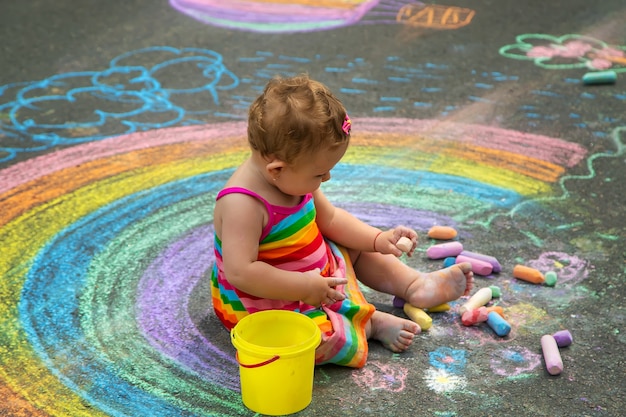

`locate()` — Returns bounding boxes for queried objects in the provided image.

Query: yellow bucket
[231,310,321,416]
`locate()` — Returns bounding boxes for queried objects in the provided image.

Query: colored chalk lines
[169,0,475,33]
[1,46,625,416]
[1,117,622,416]
[500,34,626,74]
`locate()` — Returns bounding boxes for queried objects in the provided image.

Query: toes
[456,261,472,274]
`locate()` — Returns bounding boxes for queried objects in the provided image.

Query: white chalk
[458,287,492,315]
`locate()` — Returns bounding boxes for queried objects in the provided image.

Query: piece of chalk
[485,305,505,318]
[396,236,413,253]
[456,255,493,276]
[513,264,545,285]
[459,287,493,315]
[392,296,406,308]
[488,285,501,298]
[552,330,573,348]
[544,271,558,287]
[426,241,463,259]
[461,306,489,326]
[459,250,502,273]
[426,303,450,313]
[582,70,617,85]
[486,311,511,337]
[443,256,456,268]
[403,304,432,330]
[427,225,458,240]
[541,334,563,375]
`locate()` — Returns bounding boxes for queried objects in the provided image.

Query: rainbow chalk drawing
[0,117,604,415]
[169,0,476,33]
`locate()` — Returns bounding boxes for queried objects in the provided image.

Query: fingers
[327,277,348,287]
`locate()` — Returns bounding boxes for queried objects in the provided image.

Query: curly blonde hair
[247,74,350,164]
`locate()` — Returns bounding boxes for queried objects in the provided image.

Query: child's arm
[313,189,418,256]
[216,193,346,306]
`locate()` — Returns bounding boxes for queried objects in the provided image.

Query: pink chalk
[455,255,493,276]
[552,330,573,347]
[461,306,489,326]
[426,241,464,259]
[541,334,563,375]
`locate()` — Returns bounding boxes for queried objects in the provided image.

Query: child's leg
[350,251,474,309]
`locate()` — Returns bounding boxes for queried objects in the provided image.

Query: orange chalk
[485,305,505,318]
[427,225,458,240]
[513,264,544,284]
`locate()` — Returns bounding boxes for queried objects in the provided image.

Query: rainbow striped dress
[211,187,375,368]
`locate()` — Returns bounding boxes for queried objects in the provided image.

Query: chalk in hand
[541,334,563,375]
[456,254,493,276]
[396,236,413,253]
[459,287,492,315]
[552,329,573,348]
[486,311,511,337]
[403,304,432,331]
[426,241,463,259]
[427,225,458,240]
[513,264,545,285]
[582,70,617,85]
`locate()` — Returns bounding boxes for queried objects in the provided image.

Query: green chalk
[488,285,501,298]
[582,70,617,85]
[544,271,558,287]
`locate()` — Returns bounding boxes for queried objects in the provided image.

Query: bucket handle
[236,352,280,368]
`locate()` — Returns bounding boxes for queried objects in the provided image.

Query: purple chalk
[459,250,502,273]
[392,296,406,308]
[426,241,463,259]
[456,254,493,276]
[552,330,573,347]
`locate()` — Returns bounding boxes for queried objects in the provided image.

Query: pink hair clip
[342,114,352,135]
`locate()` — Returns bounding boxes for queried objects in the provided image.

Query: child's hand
[301,268,347,307]
[374,226,418,257]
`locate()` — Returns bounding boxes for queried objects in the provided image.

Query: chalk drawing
[397,3,475,29]
[490,346,541,377]
[423,368,468,393]
[0,46,238,164]
[499,34,626,73]
[169,0,475,33]
[428,347,467,374]
[351,360,408,392]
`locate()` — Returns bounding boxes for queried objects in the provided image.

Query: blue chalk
[443,256,456,268]
[486,311,511,337]
[582,70,617,85]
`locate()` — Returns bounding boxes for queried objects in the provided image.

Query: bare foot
[404,262,474,309]
[368,311,420,353]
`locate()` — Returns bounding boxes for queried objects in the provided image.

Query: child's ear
[266,159,286,181]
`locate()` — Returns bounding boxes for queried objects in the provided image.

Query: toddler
[211,74,473,368]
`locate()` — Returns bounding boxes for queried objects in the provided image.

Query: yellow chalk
[426,303,451,312]
[403,304,432,330]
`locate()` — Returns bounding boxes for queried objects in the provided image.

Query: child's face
[277,142,348,196]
